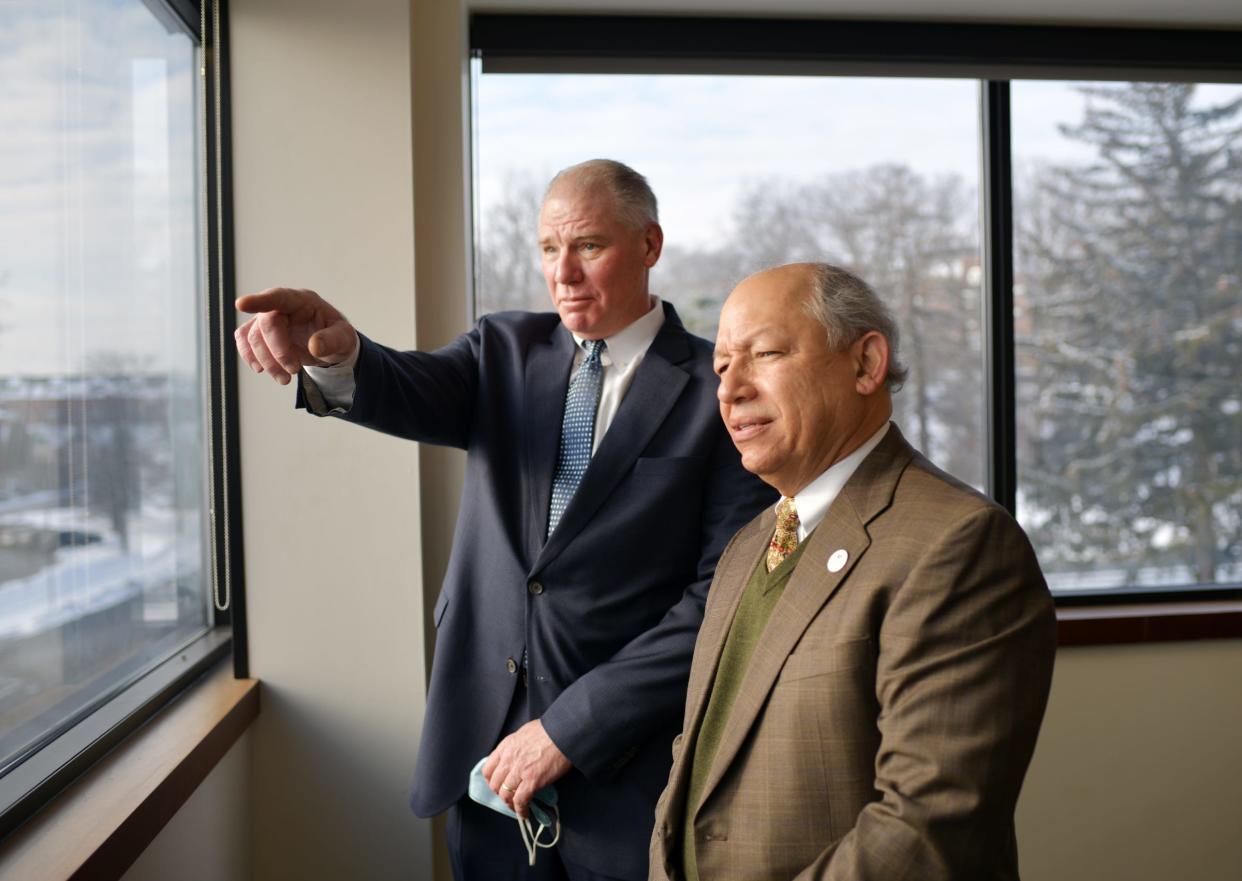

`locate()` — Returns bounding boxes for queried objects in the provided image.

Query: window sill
[0,661,259,881]
[1057,600,1242,646]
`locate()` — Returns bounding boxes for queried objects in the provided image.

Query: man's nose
[716,368,753,404]
[554,251,582,285]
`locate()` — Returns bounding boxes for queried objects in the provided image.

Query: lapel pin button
[827,549,849,573]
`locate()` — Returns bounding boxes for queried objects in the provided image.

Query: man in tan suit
[650,263,1056,881]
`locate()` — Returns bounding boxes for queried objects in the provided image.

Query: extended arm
[307,331,478,449]
[236,287,479,449]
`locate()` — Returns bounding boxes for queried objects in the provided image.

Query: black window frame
[0,0,245,841]
[470,12,1242,643]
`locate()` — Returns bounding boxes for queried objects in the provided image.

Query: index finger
[235,287,311,315]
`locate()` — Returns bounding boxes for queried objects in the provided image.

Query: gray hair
[803,263,908,392]
[545,159,659,230]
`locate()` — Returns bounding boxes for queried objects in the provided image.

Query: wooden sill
[0,662,260,881]
[1057,600,1242,646]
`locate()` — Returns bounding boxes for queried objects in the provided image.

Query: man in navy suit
[235,160,774,881]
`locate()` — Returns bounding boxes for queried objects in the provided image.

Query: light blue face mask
[467,757,561,866]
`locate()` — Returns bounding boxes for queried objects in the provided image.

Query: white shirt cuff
[303,335,361,410]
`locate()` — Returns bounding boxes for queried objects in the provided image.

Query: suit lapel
[532,305,693,572]
[523,325,576,561]
[694,425,917,813]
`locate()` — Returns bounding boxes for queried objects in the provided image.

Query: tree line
[477,83,1241,586]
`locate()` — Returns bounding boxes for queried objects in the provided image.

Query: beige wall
[1020,640,1242,881]
[125,2,1242,880]
[230,0,431,878]
[410,2,472,876]
[120,732,252,881]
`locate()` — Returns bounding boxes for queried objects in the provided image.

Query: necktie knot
[582,338,605,363]
[766,497,800,572]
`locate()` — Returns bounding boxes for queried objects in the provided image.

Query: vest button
[506,657,518,674]
[528,581,544,596]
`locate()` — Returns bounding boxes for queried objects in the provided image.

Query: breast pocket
[778,636,873,683]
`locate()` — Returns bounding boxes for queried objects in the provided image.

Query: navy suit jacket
[300,303,774,878]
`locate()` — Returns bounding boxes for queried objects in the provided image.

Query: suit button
[528,581,544,595]
[506,657,518,674]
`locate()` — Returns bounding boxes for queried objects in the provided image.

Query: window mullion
[981,80,1017,515]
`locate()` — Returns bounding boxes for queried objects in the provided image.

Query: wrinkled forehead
[541,197,620,244]
[720,278,814,352]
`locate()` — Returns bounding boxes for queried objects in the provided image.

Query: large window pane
[475,73,986,487]
[1013,81,1242,595]
[0,1,209,771]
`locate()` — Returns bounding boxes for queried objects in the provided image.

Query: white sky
[478,74,984,247]
[476,74,1242,247]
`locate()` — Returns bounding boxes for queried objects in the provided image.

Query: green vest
[680,538,810,881]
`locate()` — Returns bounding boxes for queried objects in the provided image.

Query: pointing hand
[234,287,358,385]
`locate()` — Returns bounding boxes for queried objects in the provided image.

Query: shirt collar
[570,296,665,368]
[778,422,891,542]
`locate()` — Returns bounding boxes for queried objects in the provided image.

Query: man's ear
[854,331,890,396]
[643,223,664,267]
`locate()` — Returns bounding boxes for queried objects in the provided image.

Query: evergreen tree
[1017,83,1242,584]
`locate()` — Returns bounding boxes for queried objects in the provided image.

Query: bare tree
[476,172,546,315]
[475,166,985,489]
[808,165,983,485]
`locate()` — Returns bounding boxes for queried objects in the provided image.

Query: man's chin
[739,452,771,481]
[558,309,601,336]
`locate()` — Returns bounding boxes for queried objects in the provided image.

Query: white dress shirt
[780,423,890,542]
[568,296,665,452]
[305,297,667,452]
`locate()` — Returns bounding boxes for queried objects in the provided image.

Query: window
[1013,81,1242,597]
[470,15,1242,617]
[0,0,236,832]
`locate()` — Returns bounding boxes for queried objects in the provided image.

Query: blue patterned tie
[548,339,605,536]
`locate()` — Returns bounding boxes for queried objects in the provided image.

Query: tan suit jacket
[650,426,1056,881]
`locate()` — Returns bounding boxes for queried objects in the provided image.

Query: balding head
[545,159,658,231]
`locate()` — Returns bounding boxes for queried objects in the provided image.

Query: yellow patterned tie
[766,498,800,572]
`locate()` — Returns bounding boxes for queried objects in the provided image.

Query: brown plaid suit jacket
[650,425,1056,881]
